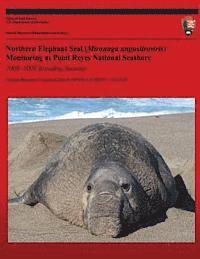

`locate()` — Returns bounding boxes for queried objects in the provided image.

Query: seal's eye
[121,183,130,192]
[87,184,92,192]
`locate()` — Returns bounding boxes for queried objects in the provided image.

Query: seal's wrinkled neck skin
[82,162,145,237]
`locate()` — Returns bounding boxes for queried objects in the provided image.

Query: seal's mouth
[84,193,123,237]
[88,215,122,237]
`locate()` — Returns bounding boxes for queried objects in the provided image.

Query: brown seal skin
[8,123,194,237]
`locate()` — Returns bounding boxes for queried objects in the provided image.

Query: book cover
[0,0,199,258]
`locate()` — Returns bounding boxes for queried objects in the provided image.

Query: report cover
[0,0,199,258]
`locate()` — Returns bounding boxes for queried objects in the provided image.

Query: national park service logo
[182,16,196,36]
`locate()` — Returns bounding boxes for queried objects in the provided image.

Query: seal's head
[82,162,145,237]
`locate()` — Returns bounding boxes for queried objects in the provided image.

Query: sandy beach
[8,113,195,242]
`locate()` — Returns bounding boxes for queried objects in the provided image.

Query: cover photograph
[0,0,199,258]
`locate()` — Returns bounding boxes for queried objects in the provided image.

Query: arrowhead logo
[182,16,196,36]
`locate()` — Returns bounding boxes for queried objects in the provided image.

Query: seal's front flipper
[8,195,25,205]
[174,174,195,212]
[8,190,38,207]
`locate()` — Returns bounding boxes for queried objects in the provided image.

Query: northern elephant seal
[9,123,194,237]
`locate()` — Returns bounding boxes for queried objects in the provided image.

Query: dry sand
[8,113,195,242]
